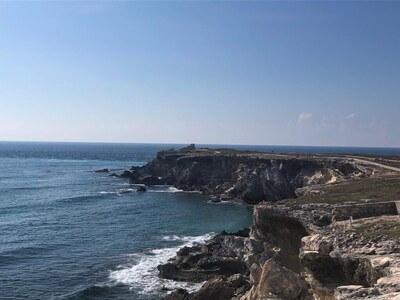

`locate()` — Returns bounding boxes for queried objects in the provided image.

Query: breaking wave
[99,186,184,196]
[150,186,184,193]
[108,233,214,295]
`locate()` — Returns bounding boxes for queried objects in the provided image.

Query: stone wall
[332,201,398,221]
[396,201,400,214]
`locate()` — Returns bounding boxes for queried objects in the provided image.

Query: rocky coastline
[118,146,371,204]
[115,146,400,299]
[160,203,400,300]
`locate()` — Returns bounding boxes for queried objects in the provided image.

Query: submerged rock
[136,185,146,192]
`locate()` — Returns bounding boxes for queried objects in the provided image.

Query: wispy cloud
[343,113,356,120]
[298,112,312,122]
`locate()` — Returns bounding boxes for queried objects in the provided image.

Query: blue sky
[0,1,399,147]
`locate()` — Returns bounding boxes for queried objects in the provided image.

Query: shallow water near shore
[1,141,399,299]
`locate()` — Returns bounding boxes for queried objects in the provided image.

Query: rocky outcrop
[158,230,249,283]
[241,260,310,300]
[299,218,400,299]
[109,147,398,298]
[165,277,238,300]
[136,185,146,192]
[161,203,400,299]
[159,205,315,299]
[121,148,368,204]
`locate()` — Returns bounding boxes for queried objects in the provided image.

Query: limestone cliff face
[163,203,400,300]
[127,149,366,204]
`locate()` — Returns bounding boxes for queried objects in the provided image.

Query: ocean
[0,142,399,299]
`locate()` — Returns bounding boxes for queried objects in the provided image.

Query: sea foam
[108,233,213,295]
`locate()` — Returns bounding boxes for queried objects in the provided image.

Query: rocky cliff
[161,202,400,300]
[114,146,399,299]
[122,147,368,204]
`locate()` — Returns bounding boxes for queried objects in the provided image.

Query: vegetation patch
[285,175,400,206]
[354,217,400,239]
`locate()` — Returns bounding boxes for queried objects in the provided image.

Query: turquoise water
[1,142,399,299]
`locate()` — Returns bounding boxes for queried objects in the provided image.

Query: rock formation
[110,147,399,299]
[160,202,400,299]
[120,148,368,204]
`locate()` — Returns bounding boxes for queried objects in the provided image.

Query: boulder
[302,234,333,255]
[165,289,189,300]
[157,263,212,282]
[120,170,134,178]
[241,259,309,300]
[139,175,163,185]
[137,185,147,192]
[197,257,247,275]
[158,230,249,283]
[227,273,247,288]
[190,277,234,300]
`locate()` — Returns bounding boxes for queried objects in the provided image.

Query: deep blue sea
[1,142,399,300]
[0,142,254,300]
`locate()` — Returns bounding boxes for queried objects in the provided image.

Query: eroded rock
[121,149,368,204]
[240,259,309,300]
[162,205,400,300]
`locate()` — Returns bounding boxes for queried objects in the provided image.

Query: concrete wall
[332,201,398,221]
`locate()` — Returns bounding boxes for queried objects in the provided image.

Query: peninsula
[116,146,400,299]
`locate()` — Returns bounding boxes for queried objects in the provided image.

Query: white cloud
[298,112,312,122]
[343,113,356,120]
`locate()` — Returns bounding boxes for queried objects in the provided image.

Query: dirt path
[345,157,400,172]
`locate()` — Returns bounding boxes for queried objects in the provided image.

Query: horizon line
[1,140,399,149]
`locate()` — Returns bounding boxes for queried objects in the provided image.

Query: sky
[0,1,399,147]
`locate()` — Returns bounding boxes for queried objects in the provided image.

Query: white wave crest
[112,182,131,186]
[109,233,214,295]
[167,187,183,193]
[102,185,187,195]
[99,191,117,195]
[149,186,184,193]
[117,188,135,194]
[99,188,135,196]
[162,233,214,243]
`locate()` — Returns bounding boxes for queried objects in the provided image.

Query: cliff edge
[121,147,371,204]
[113,146,400,299]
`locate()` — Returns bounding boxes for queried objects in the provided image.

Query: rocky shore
[119,146,372,204]
[161,203,400,300]
[115,146,400,299]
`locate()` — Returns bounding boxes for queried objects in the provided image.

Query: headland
[112,145,400,299]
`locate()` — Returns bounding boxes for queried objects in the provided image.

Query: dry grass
[286,174,400,206]
[352,216,400,239]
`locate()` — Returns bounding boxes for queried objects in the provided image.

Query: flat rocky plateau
[115,146,400,299]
